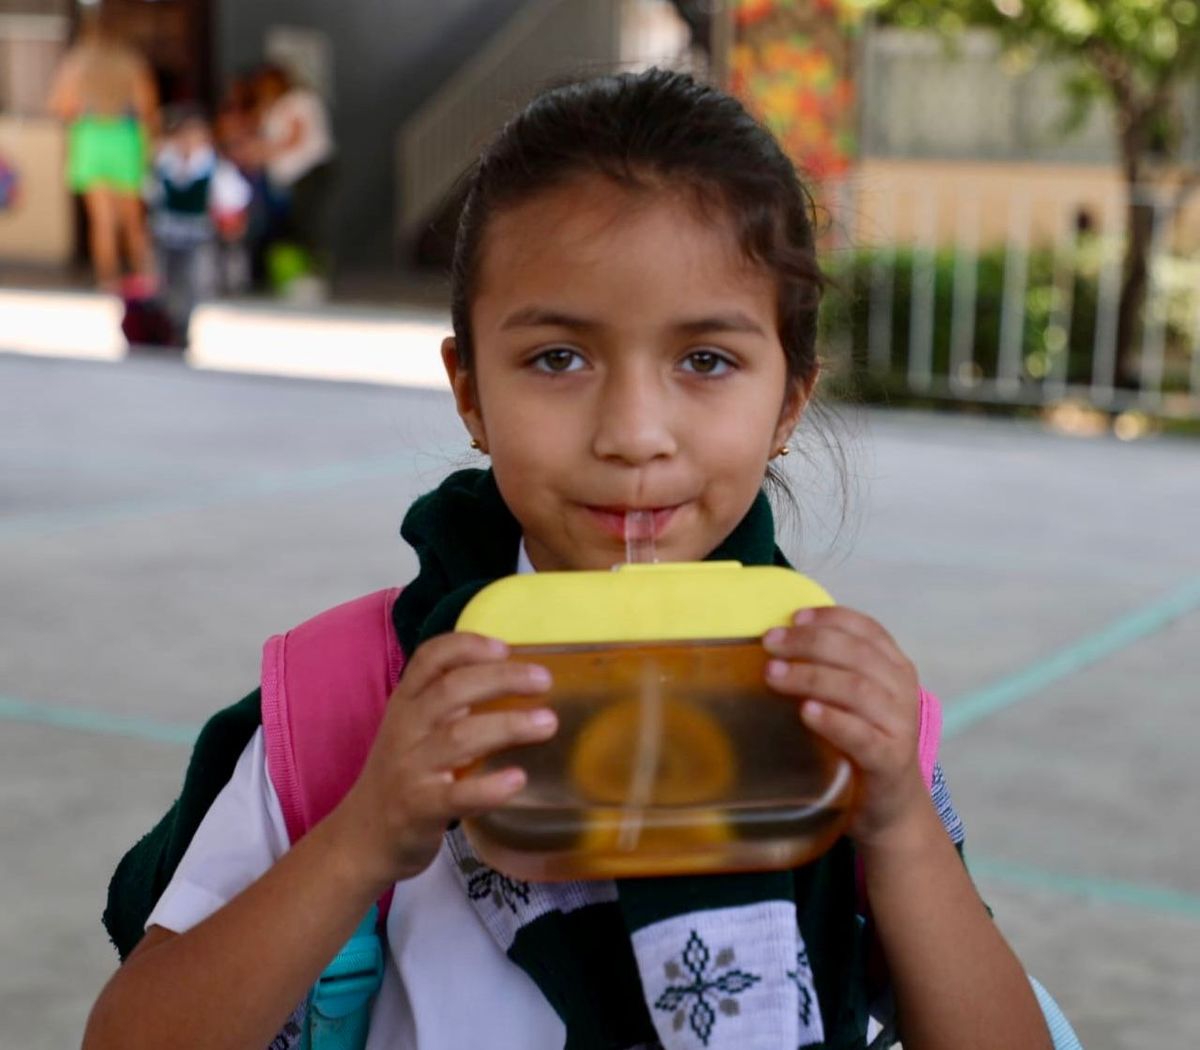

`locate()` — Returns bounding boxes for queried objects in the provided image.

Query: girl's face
[444,175,813,572]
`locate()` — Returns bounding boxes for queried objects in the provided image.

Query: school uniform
[149,144,250,338]
[108,470,968,1050]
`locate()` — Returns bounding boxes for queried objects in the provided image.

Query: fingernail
[500,768,526,789]
[766,659,789,680]
[528,666,552,687]
[763,628,786,649]
[527,708,557,730]
[801,700,822,721]
[486,637,509,656]
[793,608,815,624]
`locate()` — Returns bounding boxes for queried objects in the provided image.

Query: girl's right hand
[330,632,557,891]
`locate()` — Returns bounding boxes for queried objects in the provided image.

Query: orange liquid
[463,639,858,881]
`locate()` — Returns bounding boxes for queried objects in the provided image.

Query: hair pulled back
[449,68,825,391]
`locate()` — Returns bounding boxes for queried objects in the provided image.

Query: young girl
[85,70,1052,1050]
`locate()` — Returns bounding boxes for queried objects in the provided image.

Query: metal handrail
[395,0,621,240]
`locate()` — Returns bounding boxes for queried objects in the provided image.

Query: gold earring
[776,445,791,457]
[470,438,486,453]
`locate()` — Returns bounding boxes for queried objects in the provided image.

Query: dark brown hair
[449,68,825,392]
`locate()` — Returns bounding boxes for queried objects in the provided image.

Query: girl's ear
[442,337,488,450]
[772,366,819,452]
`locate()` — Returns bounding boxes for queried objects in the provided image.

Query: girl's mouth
[583,504,681,542]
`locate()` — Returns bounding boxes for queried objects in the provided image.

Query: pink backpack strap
[856,687,943,913]
[916,686,942,790]
[261,588,406,921]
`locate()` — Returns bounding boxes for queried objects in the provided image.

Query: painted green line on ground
[8,575,1199,749]
[0,695,200,746]
[0,451,428,538]
[7,575,1200,925]
[8,576,1200,750]
[944,575,1200,738]
[971,856,1200,921]
[7,692,1200,919]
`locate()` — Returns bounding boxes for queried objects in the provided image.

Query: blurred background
[2,1,1198,1047]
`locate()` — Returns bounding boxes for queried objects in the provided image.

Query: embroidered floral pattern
[458,855,532,914]
[653,931,762,1046]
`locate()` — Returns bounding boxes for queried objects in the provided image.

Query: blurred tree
[859,0,1200,386]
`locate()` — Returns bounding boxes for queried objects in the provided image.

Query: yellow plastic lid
[455,561,834,645]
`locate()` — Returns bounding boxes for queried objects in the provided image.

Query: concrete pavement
[2,350,1197,1049]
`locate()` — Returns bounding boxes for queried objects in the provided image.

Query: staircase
[396,0,619,246]
[395,0,706,249]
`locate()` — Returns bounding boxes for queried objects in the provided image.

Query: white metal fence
[0,13,67,116]
[817,175,1200,418]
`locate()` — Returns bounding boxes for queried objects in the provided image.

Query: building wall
[216,0,528,267]
[0,9,70,264]
[847,158,1200,251]
[860,28,1200,168]
[850,29,1200,253]
[0,117,71,263]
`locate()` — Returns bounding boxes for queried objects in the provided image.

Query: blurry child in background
[252,63,336,300]
[215,73,274,291]
[147,105,251,344]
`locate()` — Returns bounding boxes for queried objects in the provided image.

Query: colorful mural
[730,0,862,181]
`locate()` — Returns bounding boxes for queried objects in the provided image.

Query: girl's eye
[681,350,734,376]
[532,347,585,373]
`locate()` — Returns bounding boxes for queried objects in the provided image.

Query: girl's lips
[583,504,681,541]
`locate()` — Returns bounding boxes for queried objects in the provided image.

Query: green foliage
[858,0,1200,381]
[862,0,1200,119]
[1059,66,1105,136]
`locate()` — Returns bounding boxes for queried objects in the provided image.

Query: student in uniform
[86,69,1055,1050]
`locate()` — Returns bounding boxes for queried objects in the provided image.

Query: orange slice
[569,697,737,806]
[577,809,735,873]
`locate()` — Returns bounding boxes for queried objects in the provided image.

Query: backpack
[260,588,951,1050]
[119,274,177,349]
[261,588,403,1050]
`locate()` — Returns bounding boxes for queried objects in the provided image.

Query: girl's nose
[591,367,678,465]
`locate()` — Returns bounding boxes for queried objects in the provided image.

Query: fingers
[800,698,879,765]
[350,634,565,882]
[798,703,927,803]
[443,767,531,817]
[764,619,893,680]
[768,606,910,670]
[397,645,559,821]
[424,707,558,770]
[762,606,920,749]
[765,660,900,736]
[403,707,557,827]
[760,607,933,842]
[397,631,510,699]
[402,764,532,822]
[412,659,553,729]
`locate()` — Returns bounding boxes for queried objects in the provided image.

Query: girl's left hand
[763,606,929,849]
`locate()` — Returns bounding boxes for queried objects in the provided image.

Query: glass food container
[457,562,858,881]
